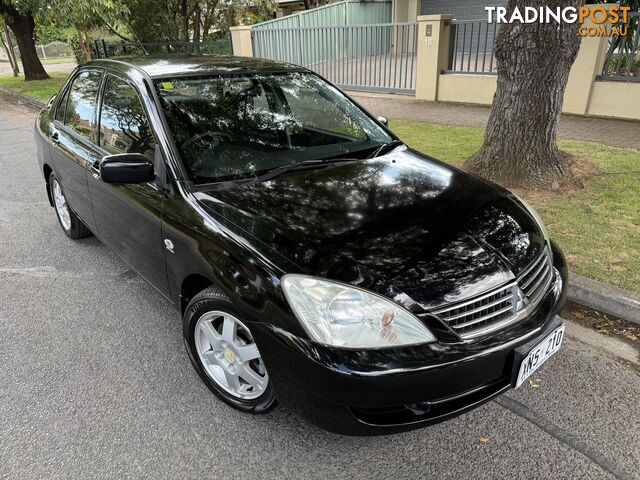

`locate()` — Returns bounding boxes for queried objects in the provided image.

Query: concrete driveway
[0,100,638,480]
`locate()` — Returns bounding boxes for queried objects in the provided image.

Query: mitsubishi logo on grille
[515,285,527,311]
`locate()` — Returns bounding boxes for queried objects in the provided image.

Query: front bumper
[251,244,568,435]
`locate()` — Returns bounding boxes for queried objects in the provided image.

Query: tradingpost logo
[485,5,631,37]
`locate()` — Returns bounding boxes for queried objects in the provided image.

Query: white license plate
[515,325,565,388]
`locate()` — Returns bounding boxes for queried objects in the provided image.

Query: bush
[35,24,75,45]
[608,52,629,73]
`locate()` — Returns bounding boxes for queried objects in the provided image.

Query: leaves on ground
[562,302,640,347]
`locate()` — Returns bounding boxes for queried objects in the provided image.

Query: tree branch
[99,16,134,43]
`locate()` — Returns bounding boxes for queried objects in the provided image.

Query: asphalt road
[1,100,639,480]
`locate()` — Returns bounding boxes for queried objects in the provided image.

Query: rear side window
[99,76,155,161]
[63,70,103,139]
[54,88,70,122]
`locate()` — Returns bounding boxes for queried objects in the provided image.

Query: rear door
[50,69,103,232]
[88,73,170,297]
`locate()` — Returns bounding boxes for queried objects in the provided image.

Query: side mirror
[377,116,388,127]
[100,153,155,184]
[46,94,56,110]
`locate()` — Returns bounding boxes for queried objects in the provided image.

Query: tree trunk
[182,0,189,42]
[464,0,581,190]
[202,0,217,41]
[78,29,92,62]
[0,5,48,81]
[194,4,201,50]
[2,26,19,76]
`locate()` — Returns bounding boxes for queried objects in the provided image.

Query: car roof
[86,55,305,79]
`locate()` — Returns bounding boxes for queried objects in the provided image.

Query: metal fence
[253,22,418,94]
[598,11,640,82]
[446,20,498,74]
[91,36,233,59]
[3,41,73,60]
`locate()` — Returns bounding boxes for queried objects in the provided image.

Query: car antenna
[131,31,149,55]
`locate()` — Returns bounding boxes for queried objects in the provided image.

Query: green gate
[252,1,417,94]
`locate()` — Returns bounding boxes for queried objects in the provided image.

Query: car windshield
[155,72,393,184]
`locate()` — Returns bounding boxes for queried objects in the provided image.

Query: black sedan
[35,56,568,435]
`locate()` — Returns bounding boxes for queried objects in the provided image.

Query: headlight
[282,275,436,349]
[515,195,549,242]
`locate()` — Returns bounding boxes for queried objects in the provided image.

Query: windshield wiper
[198,147,400,189]
[196,157,362,189]
[367,139,403,159]
[250,157,359,184]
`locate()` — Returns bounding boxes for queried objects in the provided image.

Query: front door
[49,69,103,232]
[88,73,170,298]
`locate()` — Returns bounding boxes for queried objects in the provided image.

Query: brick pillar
[563,5,612,115]
[415,14,454,101]
[230,26,253,57]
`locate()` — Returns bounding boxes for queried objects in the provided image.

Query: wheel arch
[180,273,218,315]
[43,163,54,207]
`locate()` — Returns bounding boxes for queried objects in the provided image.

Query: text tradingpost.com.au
[485,5,631,37]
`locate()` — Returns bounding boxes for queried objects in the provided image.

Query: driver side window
[99,75,156,161]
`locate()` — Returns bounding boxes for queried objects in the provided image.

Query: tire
[48,172,92,240]
[183,286,277,414]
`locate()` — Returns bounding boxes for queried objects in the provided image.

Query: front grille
[517,246,553,304]
[431,283,518,337]
[430,247,553,339]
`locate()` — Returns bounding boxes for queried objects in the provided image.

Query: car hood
[194,147,546,311]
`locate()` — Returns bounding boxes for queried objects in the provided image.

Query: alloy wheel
[195,311,268,400]
[52,179,71,231]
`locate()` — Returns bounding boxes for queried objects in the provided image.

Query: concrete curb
[568,273,640,324]
[1,87,638,324]
[0,86,46,110]
[565,320,638,366]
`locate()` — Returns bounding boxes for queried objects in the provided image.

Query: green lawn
[0,72,68,102]
[391,119,640,293]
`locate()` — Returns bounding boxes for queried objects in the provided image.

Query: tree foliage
[45,0,128,60]
[302,0,331,10]
[124,0,276,43]
[3,0,278,67]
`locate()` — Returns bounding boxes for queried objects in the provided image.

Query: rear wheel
[49,173,91,239]
[183,286,277,413]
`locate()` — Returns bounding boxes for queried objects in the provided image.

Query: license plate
[515,325,565,388]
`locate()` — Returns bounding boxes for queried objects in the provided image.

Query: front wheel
[183,286,277,413]
[49,173,91,239]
